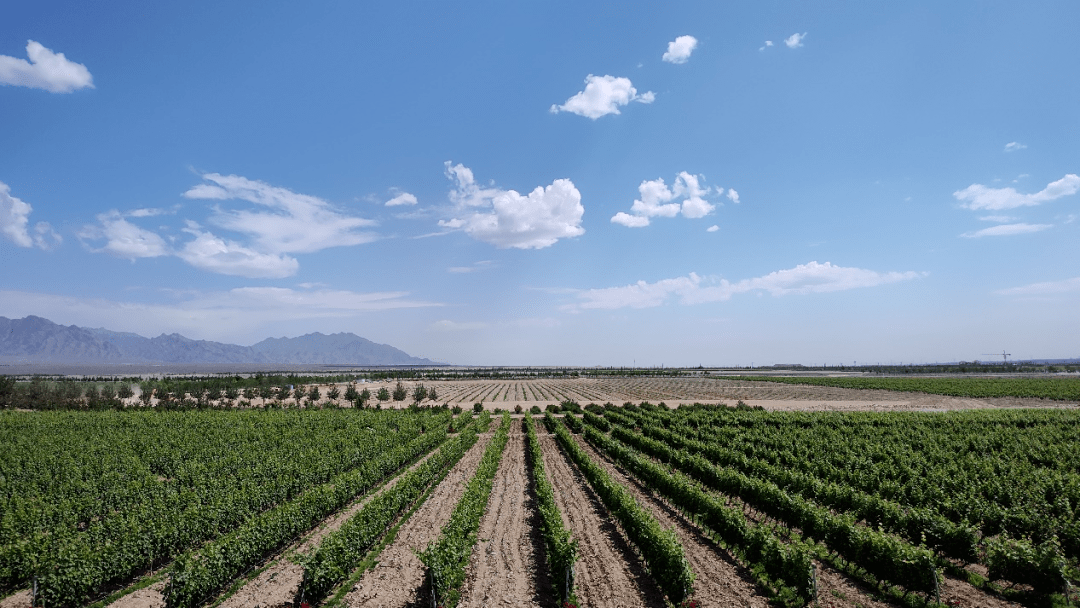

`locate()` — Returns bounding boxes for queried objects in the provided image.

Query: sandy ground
[538,433,667,608]
[104,581,168,608]
[342,434,493,608]
[0,591,30,608]
[458,430,551,608]
[571,434,772,608]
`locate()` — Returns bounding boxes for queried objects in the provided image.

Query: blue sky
[2,1,1078,366]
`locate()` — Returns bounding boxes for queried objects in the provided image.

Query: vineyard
[731,376,1080,402]
[1,397,1078,608]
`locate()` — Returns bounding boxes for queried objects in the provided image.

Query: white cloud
[184,173,377,254]
[978,215,1016,222]
[177,226,299,278]
[0,287,439,345]
[785,32,807,48]
[662,35,698,64]
[0,180,61,250]
[997,277,1080,296]
[0,40,93,93]
[954,174,1080,211]
[430,320,487,332]
[78,211,168,259]
[567,261,924,311]
[385,191,418,206]
[440,162,585,249]
[550,75,655,119]
[759,40,774,51]
[707,225,719,232]
[612,172,723,227]
[611,212,651,228]
[961,223,1052,238]
[447,260,493,274]
[726,189,740,204]
[1003,142,1027,153]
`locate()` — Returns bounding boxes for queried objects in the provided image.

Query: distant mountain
[0,315,434,365]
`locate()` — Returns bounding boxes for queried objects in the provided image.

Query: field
[1,377,1079,608]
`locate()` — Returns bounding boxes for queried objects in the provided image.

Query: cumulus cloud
[961,223,1052,238]
[612,172,725,227]
[550,75,655,119]
[0,181,61,250]
[611,212,651,228]
[0,41,93,93]
[440,162,585,249]
[997,276,1080,297]
[78,212,169,259]
[1004,142,1027,153]
[785,32,807,48]
[953,174,1079,211]
[177,225,299,278]
[707,225,719,232]
[726,189,740,204]
[662,35,698,64]
[385,191,418,206]
[184,173,377,254]
[566,261,924,311]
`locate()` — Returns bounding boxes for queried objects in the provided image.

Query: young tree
[307,386,321,402]
[327,385,341,401]
[376,387,390,403]
[411,383,428,404]
[293,386,305,401]
[358,388,371,408]
[392,381,407,402]
[117,384,134,400]
[427,386,438,403]
[343,385,359,402]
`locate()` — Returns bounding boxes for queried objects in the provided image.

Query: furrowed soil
[571,433,771,608]
[342,434,493,608]
[217,445,446,608]
[458,429,551,608]
[538,433,667,608]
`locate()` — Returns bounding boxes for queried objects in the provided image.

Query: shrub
[515,405,523,414]
[546,403,562,414]
[530,405,541,414]
[473,402,484,413]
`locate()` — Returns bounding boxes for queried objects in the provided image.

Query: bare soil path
[458,430,551,608]
[571,434,771,608]
[537,433,666,608]
[342,434,493,608]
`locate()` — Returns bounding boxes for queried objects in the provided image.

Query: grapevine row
[420,413,511,608]
[163,415,452,608]
[544,413,695,603]
[296,412,490,605]
[523,414,577,603]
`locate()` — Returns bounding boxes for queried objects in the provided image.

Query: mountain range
[0,316,435,365]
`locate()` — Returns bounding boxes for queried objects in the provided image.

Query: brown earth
[571,433,772,608]
[104,581,167,608]
[458,429,551,608]
[537,433,667,608]
[342,434,493,607]
[0,590,30,608]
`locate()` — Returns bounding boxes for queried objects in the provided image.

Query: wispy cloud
[78,211,169,259]
[0,180,61,250]
[785,32,807,48]
[185,173,377,254]
[447,260,493,274]
[440,162,584,249]
[706,225,719,232]
[565,261,924,311]
[0,287,441,344]
[954,174,1079,210]
[429,319,487,332]
[997,276,1080,296]
[961,223,1052,238]
[385,190,418,206]
[759,40,774,51]
[177,224,299,278]
[662,35,698,64]
[550,75,655,119]
[1003,141,1027,153]
[0,40,93,93]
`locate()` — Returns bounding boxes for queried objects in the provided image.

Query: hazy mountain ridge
[0,316,434,365]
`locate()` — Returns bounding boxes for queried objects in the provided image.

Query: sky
[2,2,1078,366]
